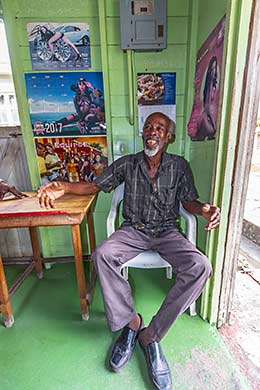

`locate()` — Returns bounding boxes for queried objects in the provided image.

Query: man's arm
[182,200,220,231]
[38,181,100,208]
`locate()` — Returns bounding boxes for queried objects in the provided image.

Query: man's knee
[196,253,212,280]
[92,240,107,264]
[92,238,117,269]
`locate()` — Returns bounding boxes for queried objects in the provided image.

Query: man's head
[142,112,175,157]
[36,142,45,157]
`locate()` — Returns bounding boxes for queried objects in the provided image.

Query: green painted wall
[186,0,227,250]
[1,0,192,257]
[1,0,228,257]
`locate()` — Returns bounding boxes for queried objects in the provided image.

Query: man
[36,142,51,185]
[44,143,63,181]
[38,112,220,390]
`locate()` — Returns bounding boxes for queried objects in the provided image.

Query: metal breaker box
[120,0,167,50]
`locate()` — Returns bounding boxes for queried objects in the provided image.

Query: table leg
[29,227,43,279]
[0,255,14,328]
[71,224,89,321]
[87,211,96,253]
[86,211,97,305]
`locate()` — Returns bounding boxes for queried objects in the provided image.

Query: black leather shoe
[139,340,172,390]
[109,314,143,372]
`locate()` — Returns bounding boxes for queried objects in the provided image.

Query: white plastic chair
[107,183,197,316]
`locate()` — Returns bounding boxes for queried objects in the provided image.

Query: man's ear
[167,133,175,143]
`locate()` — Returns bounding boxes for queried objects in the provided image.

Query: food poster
[27,22,91,70]
[25,72,106,137]
[34,136,108,185]
[187,16,226,141]
[137,72,176,135]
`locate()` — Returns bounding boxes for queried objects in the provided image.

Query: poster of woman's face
[25,72,106,137]
[27,22,91,70]
[188,16,226,141]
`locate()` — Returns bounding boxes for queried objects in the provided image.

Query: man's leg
[92,226,149,371]
[93,225,150,332]
[138,229,211,390]
[142,229,212,342]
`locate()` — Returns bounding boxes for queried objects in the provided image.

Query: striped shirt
[94,151,198,237]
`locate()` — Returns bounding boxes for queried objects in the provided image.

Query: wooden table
[0,192,97,327]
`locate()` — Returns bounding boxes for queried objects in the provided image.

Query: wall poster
[34,136,108,185]
[137,72,176,135]
[27,22,91,70]
[25,72,106,137]
[25,72,107,185]
[187,16,226,141]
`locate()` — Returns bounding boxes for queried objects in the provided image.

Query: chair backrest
[107,183,197,244]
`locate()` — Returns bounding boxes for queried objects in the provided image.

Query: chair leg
[189,301,197,316]
[121,267,128,280]
[166,266,172,279]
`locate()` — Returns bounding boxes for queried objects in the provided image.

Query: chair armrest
[179,203,197,245]
[107,183,125,237]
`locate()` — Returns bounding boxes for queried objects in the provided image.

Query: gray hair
[168,118,176,136]
[144,112,176,135]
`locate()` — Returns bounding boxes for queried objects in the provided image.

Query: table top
[0,192,97,228]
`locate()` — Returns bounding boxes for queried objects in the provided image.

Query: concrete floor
[220,151,260,390]
[220,266,260,390]
[0,263,250,390]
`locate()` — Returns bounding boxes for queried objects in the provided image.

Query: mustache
[144,135,160,142]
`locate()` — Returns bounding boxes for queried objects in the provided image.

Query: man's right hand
[37,181,68,208]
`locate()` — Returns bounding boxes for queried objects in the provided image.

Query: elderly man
[38,112,220,390]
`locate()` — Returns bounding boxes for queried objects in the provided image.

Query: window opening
[0,19,20,127]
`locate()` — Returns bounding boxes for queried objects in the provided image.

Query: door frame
[216,0,260,327]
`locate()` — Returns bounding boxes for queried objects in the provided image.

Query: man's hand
[201,204,220,231]
[37,181,67,208]
[182,200,220,231]
[0,179,28,200]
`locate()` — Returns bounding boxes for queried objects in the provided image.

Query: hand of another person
[201,204,220,231]
[37,181,67,208]
[0,179,28,200]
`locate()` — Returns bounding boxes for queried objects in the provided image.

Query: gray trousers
[93,226,212,342]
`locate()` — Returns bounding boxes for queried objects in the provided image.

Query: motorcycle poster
[27,22,91,70]
[25,72,106,137]
[137,72,176,135]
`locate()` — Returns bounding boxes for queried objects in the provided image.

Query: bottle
[67,158,80,183]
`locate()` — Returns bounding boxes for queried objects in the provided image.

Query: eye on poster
[25,72,106,137]
[27,22,91,70]
[187,16,226,141]
[34,136,108,185]
[137,72,176,135]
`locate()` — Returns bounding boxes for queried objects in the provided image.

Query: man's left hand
[0,179,28,200]
[201,204,220,231]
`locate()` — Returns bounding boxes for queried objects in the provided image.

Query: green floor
[1,263,250,390]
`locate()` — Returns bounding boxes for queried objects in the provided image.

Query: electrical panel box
[120,0,167,50]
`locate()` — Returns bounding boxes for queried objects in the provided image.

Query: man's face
[37,146,45,157]
[142,114,171,157]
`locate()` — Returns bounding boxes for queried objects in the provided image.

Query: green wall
[186,0,227,250]
[1,0,227,257]
[1,0,192,257]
